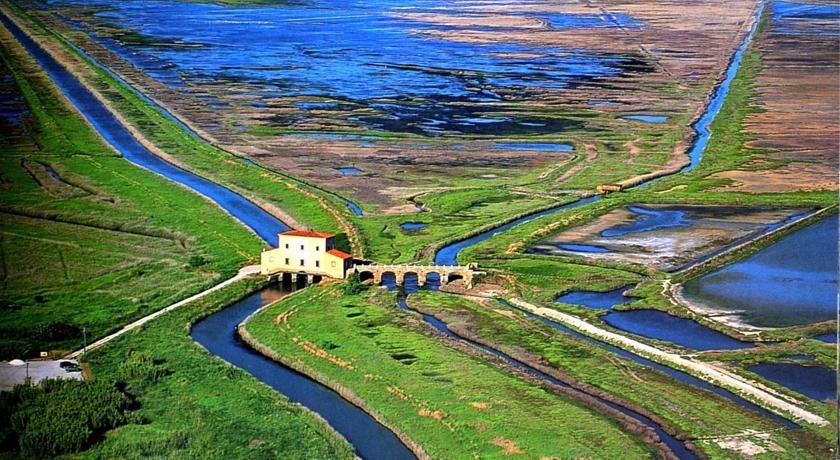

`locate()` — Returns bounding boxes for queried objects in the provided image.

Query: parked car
[58,361,75,369]
[63,365,81,373]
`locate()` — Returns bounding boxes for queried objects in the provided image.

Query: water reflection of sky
[772,1,840,35]
[684,218,838,327]
[48,0,643,135]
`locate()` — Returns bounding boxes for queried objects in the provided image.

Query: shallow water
[747,362,836,402]
[400,222,428,231]
[554,243,612,253]
[602,310,753,351]
[620,115,668,123]
[813,332,837,343]
[337,167,362,175]
[191,287,415,460]
[600,206,689,237]
[772,1,840,35]
[49,0,640,136]
[683,218,839,327]
[555,285,638,309]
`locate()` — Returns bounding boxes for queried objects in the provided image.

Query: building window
[300,259,305,267]
[285,243,289,249]
[316,246,320,251]
[284,258,289,265]
[315,261,320,268]
[300,244,304,250]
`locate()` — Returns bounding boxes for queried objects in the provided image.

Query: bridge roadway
[352,264,482,288]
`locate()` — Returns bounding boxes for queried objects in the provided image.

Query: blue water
[0,12,289,246]
[813,332,837,343]
[400,222,428,231]
[555,285,638,309]
[389,280,695,459]
[191,287,414,460]
[342,198,364,217]
[684,218,839,327]
[49,0,640,136]
[499,301,798,429]
[436,1,766,264]
[555,243,612,253]
[601,206,689,237]
[772,1,840,35]
[784,354,814,361]
[620,115,669,123]
[493,143,574,152]
[602,310,753,351]
[337,167,362,175]
[1,10,416,456]
[747,362,837,402]
[679,2,764,173]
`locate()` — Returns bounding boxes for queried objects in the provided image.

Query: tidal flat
[528,205,808,271]
[37,0,760,208]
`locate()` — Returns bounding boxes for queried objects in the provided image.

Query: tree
[341,272,367,296]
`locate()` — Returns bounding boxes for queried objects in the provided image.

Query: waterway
[191,286,414,460]
[0,10,412,458]
[388,278,697,460]
[683,217,838,327]
[747,362,836,402]
[436,0,766,263]
[0,12,288,245]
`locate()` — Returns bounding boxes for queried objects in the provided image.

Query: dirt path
[508,298,830,427]
[67,265,261,358]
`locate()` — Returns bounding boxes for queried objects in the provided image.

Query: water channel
[0,11,413,459]
[5,0,810,457]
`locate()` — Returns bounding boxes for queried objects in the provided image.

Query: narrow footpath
[67,265,261,358]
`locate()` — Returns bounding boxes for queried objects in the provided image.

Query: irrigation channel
[0,10,412,460]
[2,0,807,458]
[389,278,697,459]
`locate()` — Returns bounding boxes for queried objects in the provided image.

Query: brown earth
[29,1,762,207]
[709,1,839,193]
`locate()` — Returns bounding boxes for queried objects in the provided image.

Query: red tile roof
[281,230,335,239]
[326,249,353,260]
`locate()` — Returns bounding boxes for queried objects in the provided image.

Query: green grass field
[0,35,264,357]
[75,279,355,459]
[244,283,659,459]
[407,291,835,459]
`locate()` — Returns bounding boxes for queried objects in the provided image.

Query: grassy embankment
[0,27,265,357]
[0,20,355,459]
[408,291,835,459]
[75,278,356,459]
[244,284,659,459]
[2,0,358,251]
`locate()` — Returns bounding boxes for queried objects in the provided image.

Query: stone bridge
[352,263,482,289]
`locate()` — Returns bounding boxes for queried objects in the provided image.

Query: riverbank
[242,284,661,459]
[70,278,357,458]
[406,290,834,458]
[0,21,269,357]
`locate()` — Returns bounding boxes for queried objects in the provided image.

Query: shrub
[35,321,81,342]
[340,272,367,296]
[2,379,131,457]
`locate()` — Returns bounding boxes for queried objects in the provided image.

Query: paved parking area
[0,360,83,391]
